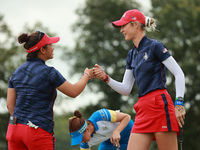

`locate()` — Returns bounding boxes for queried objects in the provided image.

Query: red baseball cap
[27,32,60,53]
[112,9,145,28]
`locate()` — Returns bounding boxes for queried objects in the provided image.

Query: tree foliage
[1,0,200,149]
[0,14,64,149]
[66,0,140,115]
[68,0,200,149]
[0,14,20,149]
[150,0,200,149]
[0,15,22,98]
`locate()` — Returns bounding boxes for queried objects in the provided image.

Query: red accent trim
[51,88,55,132]
[103,74,108,82]
[160,63,165,88]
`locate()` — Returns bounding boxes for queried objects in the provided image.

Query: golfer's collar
[87,119,98,131]
[27,58,45,64]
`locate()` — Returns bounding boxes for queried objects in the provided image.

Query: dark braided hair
[18,31,47,58]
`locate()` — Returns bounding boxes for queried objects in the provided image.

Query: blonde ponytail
[145,17,157,32]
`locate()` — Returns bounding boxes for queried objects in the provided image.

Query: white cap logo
[122,13,126,18]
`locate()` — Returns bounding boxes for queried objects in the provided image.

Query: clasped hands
[84,64,107,81]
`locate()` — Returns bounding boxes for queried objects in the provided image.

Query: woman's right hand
[92,64,106,80]
[57,68,93,98]
[84,68,93,80]
[110,131,121,148]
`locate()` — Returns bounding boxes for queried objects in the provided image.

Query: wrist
[176,97,184,101]
[175,97,184,106]
[102,73,109,83]
[83,72,91,80]
[175,100,183,106]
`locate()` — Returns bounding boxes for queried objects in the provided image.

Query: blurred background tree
[65,0,200,149]
[150,0,200,149]
[1,0,200,149]
[60,0,141,148]
[0,14,67,149]
[0,14,21,149]
[65,0,140,116]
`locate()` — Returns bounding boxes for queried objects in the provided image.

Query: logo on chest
[143,52,148,60]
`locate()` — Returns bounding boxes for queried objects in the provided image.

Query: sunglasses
[36,31,44,43]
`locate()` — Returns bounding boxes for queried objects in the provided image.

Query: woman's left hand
[175,105,186,127]
[110,131,121,148]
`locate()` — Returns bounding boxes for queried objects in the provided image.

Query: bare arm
[57,68,93,98]
[7,88,17,115]
[110,111,131,147]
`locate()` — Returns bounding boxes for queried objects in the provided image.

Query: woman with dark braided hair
[6,31,93,150]
[69,109,134,150]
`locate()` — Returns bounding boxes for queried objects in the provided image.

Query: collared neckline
[27,58,45,64]
[87,119,98,132]
[133,35,148,49]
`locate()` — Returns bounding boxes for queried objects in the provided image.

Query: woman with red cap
[93,9,186,150]
[6,31,93,150]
